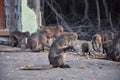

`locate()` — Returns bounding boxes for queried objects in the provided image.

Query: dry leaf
[80,65,86,69]
[26,65,33,68]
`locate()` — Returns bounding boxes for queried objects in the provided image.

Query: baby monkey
[81,42,91,58]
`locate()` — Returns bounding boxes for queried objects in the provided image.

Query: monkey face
[24,31,30,37]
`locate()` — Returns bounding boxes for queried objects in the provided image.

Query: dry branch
[44,0,73,32]
[96,0,101,31]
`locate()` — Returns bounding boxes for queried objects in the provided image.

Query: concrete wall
[21,0,37,33]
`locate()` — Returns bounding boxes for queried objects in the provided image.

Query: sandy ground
[0,40,120,80]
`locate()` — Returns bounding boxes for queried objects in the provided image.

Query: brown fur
[45,25,64,38]
[27,30,52,52]
[100,31,116,53]
[103,34,120,61]
[92,31,116,53]
[56,32,78,52]
[57,32,78,46]
[48,32,78,68]
[92,34,102,52]
[81,42,91,56]
[9,31,30,47]
[20,31,77,70]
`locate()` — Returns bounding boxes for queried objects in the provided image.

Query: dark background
[28,0,120,40]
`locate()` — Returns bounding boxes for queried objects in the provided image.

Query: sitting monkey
[48,34,77,68]
[103,34,120,61]
[27,29,53,52]
[92,31,116,53]
[81,42,91,56]
[101,31,116,53]
[9,31,30,47]
[92,34,102,52]
[56,32,78,52]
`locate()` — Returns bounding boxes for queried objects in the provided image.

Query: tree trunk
[102,0,109,21]
[82,0,92,25]
[102,0,114,31]
[44,0,73,32]
[34,0,41,30]
[96,0,101,31]
[84,0,89,19]
[41,0,46,26]
[109,12,114,31]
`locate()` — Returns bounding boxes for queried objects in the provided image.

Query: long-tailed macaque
[92,34,102,52]
[48,34,77,68]
[45,25,64,39]
[19,31,78,70]
[81,42,91,56]
[26,25,64,52]
[101,31,116,53]
[9,31,30,47]
[103,34,120,61]
[57,32,78,51]
[92,31,116,53]
[27,30,52,52]
[58,32,78,45]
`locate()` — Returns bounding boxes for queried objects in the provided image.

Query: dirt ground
[0,40,120,80]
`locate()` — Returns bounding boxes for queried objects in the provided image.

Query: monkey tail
[19,65,53,70]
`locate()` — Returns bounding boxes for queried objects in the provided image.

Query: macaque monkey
[57,32,78,52]
[27,30,53,52]
[81,42,91,56]
[92,34,102,52]
[45,25,64,39]
[48,34,77,68]
[20,31,78,70]
[9,31,30,47]
[103,34,120,61]
[100,31,116,53]
[92,31,116,52]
